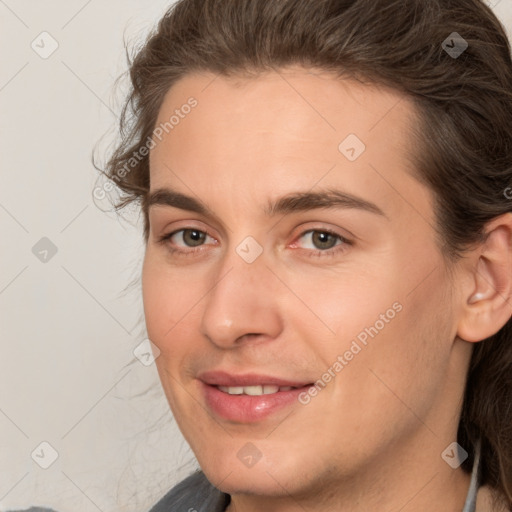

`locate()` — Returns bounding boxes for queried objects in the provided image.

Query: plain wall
[0,1,511,511]
[0,2,195,511]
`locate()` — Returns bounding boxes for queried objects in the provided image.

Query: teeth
[263,385,280,394]
[218,386,244,395]
[218,385,295,395]
[246,385,267,395]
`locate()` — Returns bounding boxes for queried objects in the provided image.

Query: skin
[142,66,512,512]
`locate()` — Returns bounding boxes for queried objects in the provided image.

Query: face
[142,67,468,499]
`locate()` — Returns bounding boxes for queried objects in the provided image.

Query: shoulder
[148,470,230,512]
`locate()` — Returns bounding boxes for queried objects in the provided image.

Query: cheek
[295,255,452,419]
[281,265,399,349]
[142,255,202,413]
[141,252,206,350]
[352,268,454,420]
[141,260,171,347]
[142,261,189,381]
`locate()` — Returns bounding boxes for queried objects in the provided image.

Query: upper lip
[198,370,312,388]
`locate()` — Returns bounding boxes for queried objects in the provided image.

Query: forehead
[152,66,416,151]
[148,66,432,225]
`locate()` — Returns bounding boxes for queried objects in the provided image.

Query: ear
[457,212,512,343]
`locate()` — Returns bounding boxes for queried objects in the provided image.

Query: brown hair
[99,0,512,507]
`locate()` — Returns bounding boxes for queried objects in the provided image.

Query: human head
[101,0,512,508]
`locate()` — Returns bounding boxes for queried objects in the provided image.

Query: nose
[200,244,283,349]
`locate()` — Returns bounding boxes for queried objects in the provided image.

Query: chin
[204,465,303,497]
[195,441,316,496]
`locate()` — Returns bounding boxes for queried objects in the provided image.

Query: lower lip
[201,382,312,423]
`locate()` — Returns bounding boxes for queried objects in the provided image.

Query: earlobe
[457,214,512,343]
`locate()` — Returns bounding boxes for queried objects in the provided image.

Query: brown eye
[310,231,339,250]
[181,229,207,247]
[299,230,345,251]
[292,228,352,259]
[160,228,214,253]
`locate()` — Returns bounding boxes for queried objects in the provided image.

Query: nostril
[236,333,261,342]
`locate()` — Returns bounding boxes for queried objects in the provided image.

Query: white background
[0,1,511,511]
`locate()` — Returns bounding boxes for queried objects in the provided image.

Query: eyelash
[158,227,352,259]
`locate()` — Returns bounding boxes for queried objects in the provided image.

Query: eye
[159,228,215,255]
[293,229,351,257]
[158,226,351,259]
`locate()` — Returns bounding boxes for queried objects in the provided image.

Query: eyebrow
[146,187,387,219]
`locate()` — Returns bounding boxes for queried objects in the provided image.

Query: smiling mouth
[201,380,314,422]
[217,384,299,395]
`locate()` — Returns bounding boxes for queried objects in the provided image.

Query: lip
[198,370,314,423]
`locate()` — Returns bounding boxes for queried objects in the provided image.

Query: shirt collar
[462,438,481,512]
